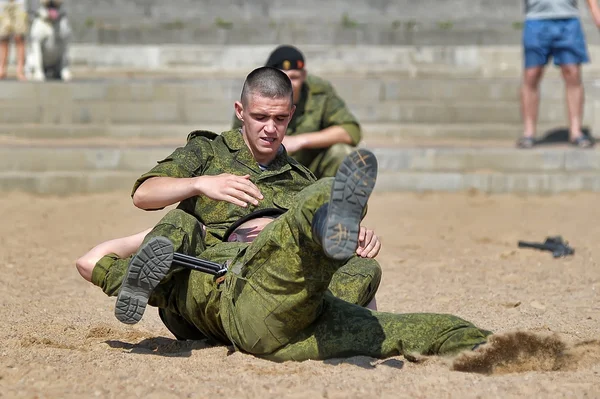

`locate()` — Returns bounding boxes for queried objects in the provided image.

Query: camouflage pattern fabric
[233,75,362,178]
[95,179,491,361]
[127,128,380,307]
[132,129,316,248]
[92,206,381,340]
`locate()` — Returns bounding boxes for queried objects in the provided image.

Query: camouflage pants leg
[220,177,345,355]
[264,294,492,361]
[219,178,491,360]
[308,143,356,178]
[91,209,207,339]
[329,256,381,307]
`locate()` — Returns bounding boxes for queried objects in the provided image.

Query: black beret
[265,45,305,71]
[223,208,286,242]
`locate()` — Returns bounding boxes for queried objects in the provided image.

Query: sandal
[516,136,535,149]
[571,135,594,148]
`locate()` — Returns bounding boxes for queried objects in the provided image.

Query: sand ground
[0,189,599,398]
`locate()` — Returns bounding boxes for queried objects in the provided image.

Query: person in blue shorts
[519,0,600,148]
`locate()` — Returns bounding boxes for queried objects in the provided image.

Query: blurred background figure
[234,45,362,179]
[25,0,71,81]
[0,0,28,80]
[518,0,600,149]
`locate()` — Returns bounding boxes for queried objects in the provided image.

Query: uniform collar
[221,129,247,151]
[222,129,291,176]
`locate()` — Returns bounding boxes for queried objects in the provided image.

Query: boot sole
[114,237,174,324]
[323,149,378,260]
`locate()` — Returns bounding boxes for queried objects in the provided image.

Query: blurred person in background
[0,0,28,80]
[518,0,600,148]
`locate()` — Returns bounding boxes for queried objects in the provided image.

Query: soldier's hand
[196,174,263,207]
[356,226,381,258]
[282,135,308,154]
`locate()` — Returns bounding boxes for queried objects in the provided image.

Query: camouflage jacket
[233,74,362,166]
[132,129,316,247]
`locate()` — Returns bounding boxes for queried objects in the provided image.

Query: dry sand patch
[0,190,599,398]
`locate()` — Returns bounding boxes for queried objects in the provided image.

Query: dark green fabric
[91,205,381,342]
[218,178,491,361]
[305,143,356,178]
[233,74,362,178]
[95,179,490,362]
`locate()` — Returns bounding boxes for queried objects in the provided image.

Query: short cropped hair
[240,66,293,107]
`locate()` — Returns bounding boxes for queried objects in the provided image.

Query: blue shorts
[523,18,589,68]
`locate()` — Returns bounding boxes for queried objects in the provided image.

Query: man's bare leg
[14,35,26,81]
[561,63,585,142]
[0,38,9,79]
[520,66,545,142]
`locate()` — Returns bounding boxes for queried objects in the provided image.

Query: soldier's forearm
[132,176,201,210]
[296,126,353,149]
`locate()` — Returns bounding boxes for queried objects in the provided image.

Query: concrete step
[6,44,600,78]
[21,1,600,46]
[1,139,599,194]
[2,141,598,173]
[0,122,565,141]
[3,169,598,195]
[2,76,600,127]
[0,96,592,126]
[2,74,596,103]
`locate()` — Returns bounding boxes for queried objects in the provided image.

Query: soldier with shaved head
[234,45,362,179]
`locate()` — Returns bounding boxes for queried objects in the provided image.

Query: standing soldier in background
[234,45,362,178]
[0,0,28,80]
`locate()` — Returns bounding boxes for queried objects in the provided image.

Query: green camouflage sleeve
[323,86,362,145]
[131,138,214,196]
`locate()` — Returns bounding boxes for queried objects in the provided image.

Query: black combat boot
[312,149,378,260]
[115,237,174,324]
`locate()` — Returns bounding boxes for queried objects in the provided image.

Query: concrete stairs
[3,46,600,194]
[2,135,600,195]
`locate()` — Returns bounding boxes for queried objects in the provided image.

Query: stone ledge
[1,144,600,173]
[2,170,599,195]
[376,172,600,194]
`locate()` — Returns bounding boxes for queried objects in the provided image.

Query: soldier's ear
[234,101,244,121]
[289,104,296,120]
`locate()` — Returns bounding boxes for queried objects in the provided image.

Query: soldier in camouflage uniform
[77,67,382,339]
[99,148,492,362]
[233,45,361,179]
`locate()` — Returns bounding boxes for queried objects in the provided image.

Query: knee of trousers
[329,258,382,306]
[313,144,356,178]
[154,209,204,237]
[325,143,355,160]
[289,177,334,213]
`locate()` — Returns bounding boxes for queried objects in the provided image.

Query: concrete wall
[25,0,600,45]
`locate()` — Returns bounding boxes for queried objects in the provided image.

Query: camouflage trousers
[217,178,491,361]
[91,184,381,341]
[93,178,491,361]
[295,143,356,179]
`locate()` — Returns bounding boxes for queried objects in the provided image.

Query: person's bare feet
[16,71,27,81]
[0,68,6,80]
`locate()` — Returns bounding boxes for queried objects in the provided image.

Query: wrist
[299,134,310,149]
[192,175,206,196]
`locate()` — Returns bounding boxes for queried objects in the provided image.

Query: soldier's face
[283,69,306,104]
[235,94,295,165]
